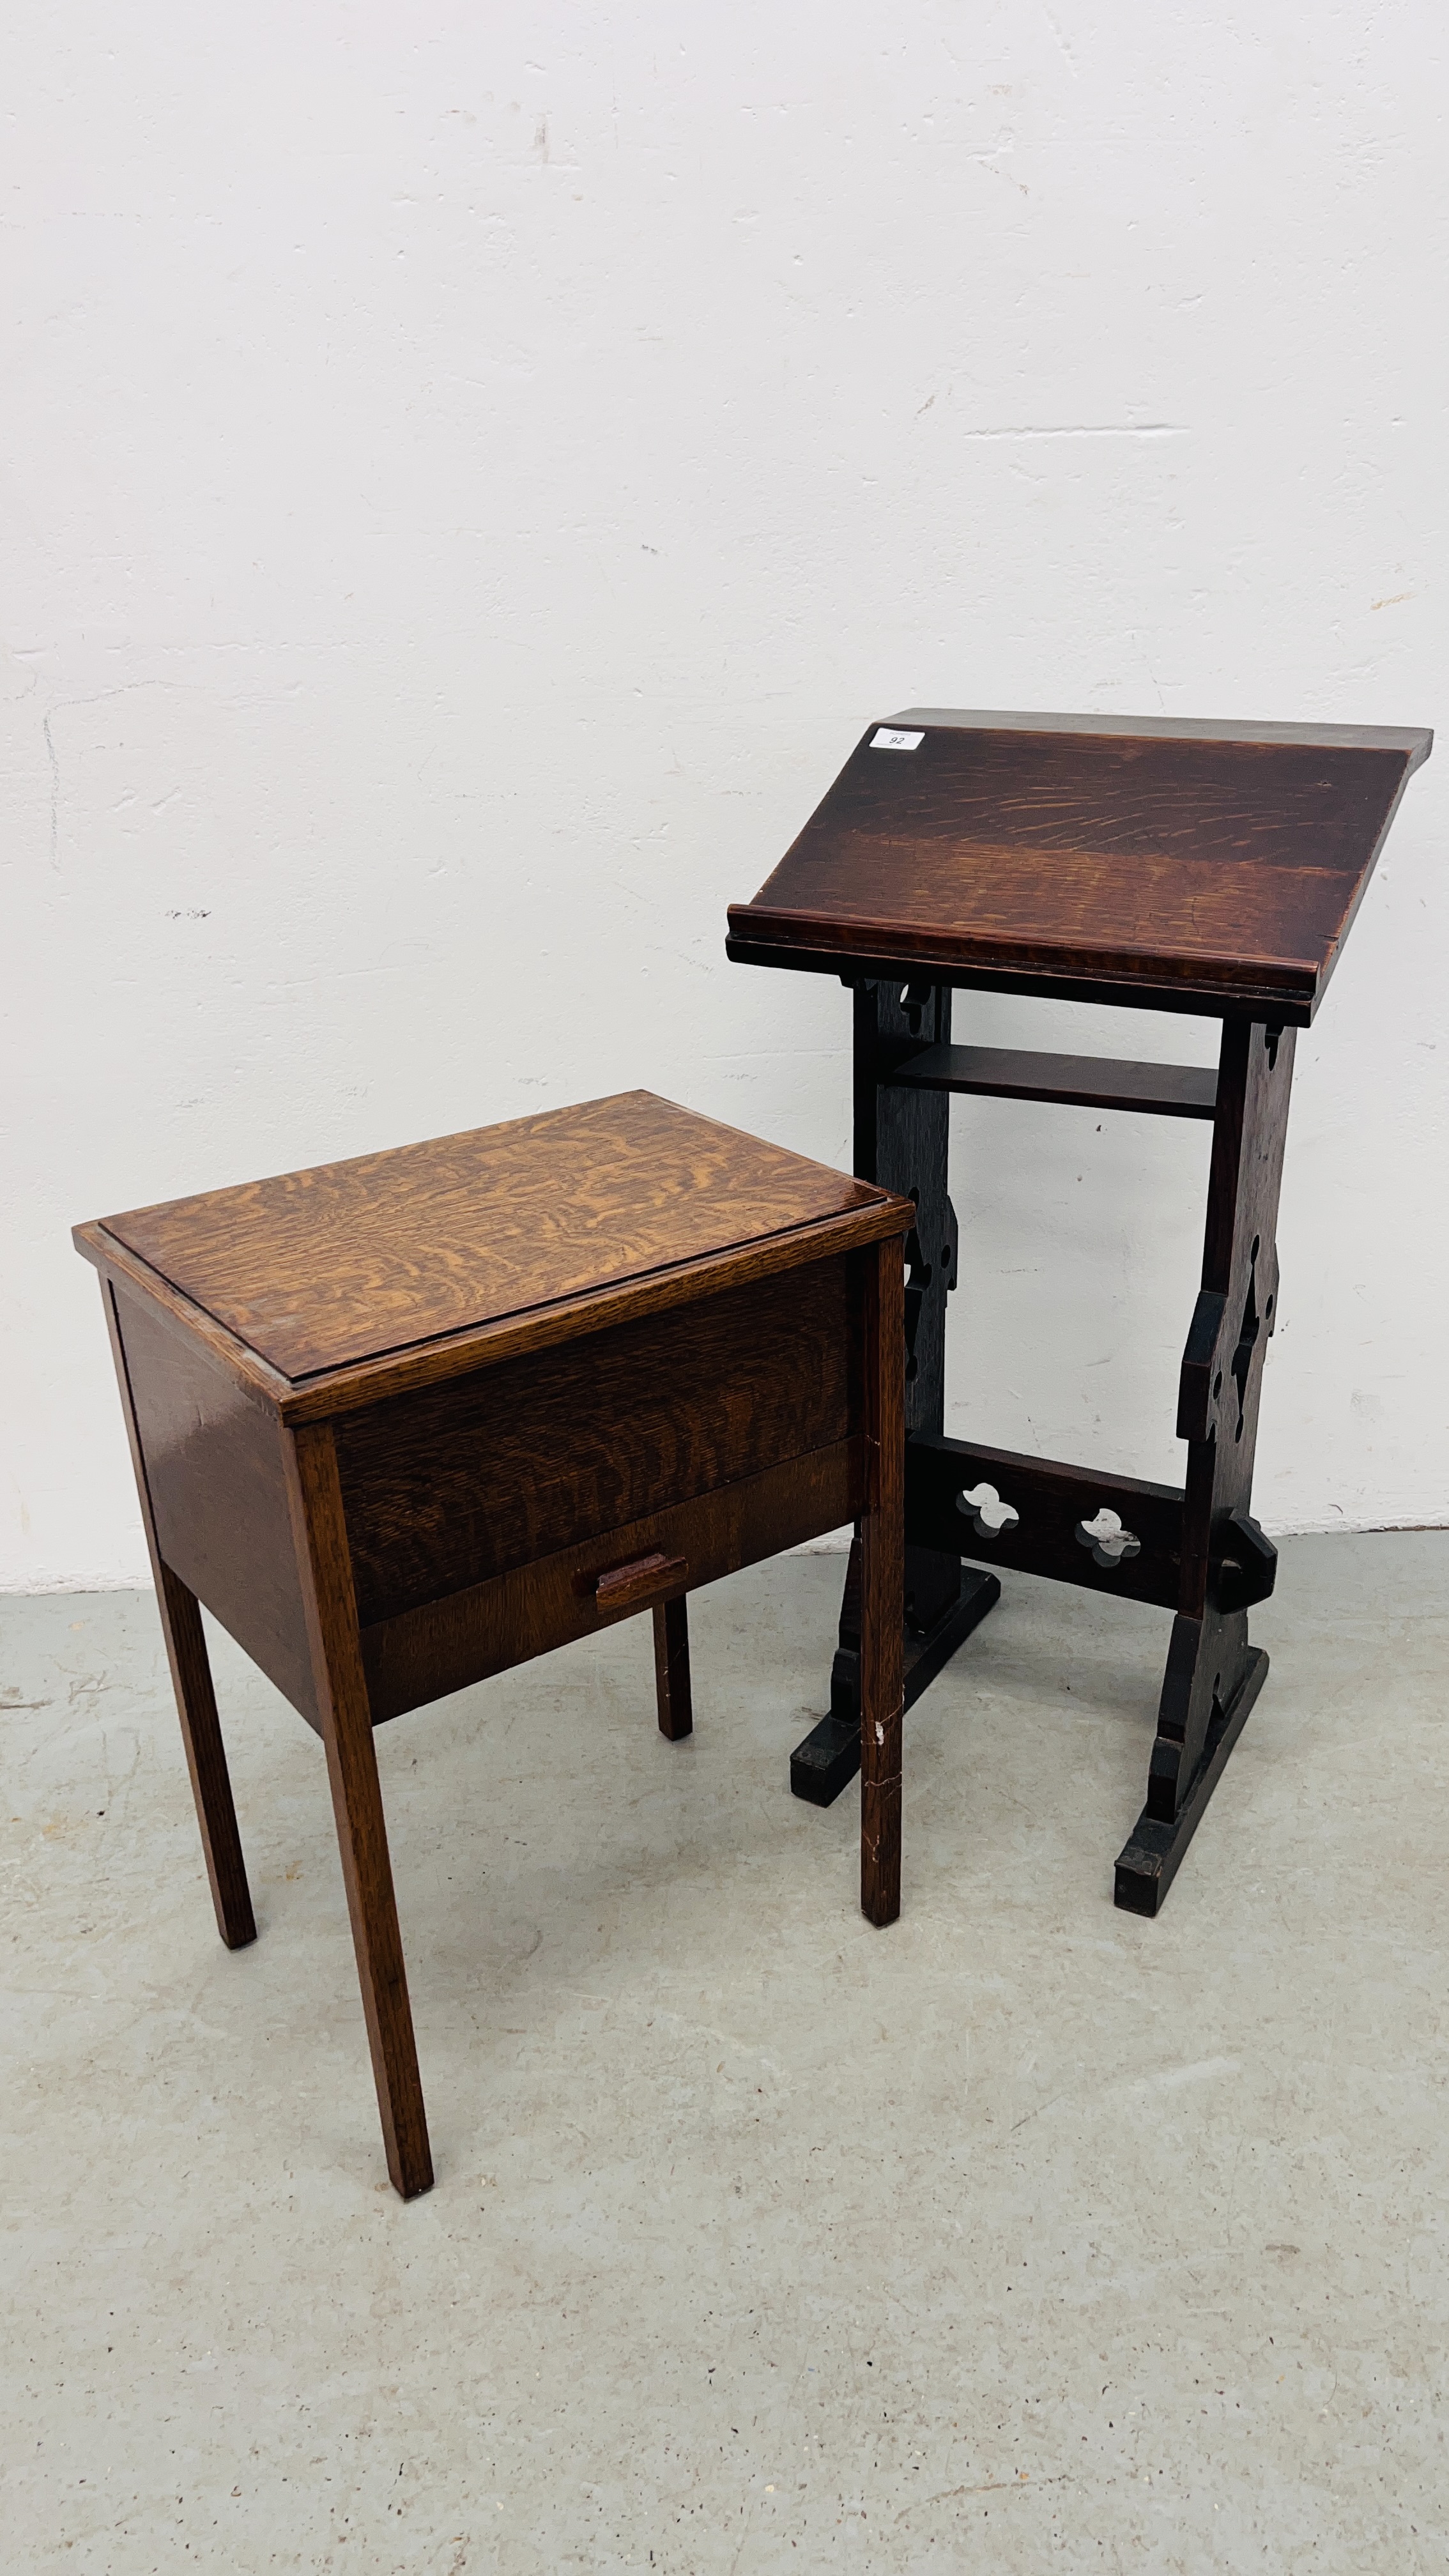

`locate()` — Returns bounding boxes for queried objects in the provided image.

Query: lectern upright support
[790,976,999,1806]
[1120,1015,1294,1909]
[728,709,1431,1912]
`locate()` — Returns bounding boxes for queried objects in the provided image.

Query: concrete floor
[3,1535,1448,2573]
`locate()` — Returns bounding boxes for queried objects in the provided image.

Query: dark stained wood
[1116,1018,1296,1913]
[111,1283,318,1726]
[1167,1023,1294,1728]
[93,1091,888,1384]
[857,979,969,1640]
[334,1261,852,1627]
[790,1537,998,1805]
[905,1435,1185,1611]
[1116,1651,1269,1915]
[892,1042,1218,1121]
[852,984,956,1443]
[859,1235,905,1929]
[728,710,1430,1910]
[728,713,1432,1022]
[282,1421,433,2201]
[594,1551,689,1616]
[100,1278,256,1951]
[726,930,1257,1027]
[790,977,1002,1810]
[78,1092,912,2188]
[652,1597,693,1741]
[906,1434,1273,1619]
[359,1441,862,1724]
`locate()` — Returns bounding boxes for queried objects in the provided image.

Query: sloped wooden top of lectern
[76,1091,905,1414]
[727,709,1432,1021]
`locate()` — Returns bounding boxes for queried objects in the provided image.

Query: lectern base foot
[790,1567,1001,1808]
[1114,1648,1269,1917]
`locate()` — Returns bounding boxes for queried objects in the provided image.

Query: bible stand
[728,709,1430,1912]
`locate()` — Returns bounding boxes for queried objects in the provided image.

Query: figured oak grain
[358,1438,863,1722]
[75,1090,914,2199]
[728,716,1432,1018]
[335,1260,852,1626]
[96,1091,884,1385]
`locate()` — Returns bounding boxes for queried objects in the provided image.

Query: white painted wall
[3,3,1445,1587]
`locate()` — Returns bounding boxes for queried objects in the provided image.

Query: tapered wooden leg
[652,1596,693,1740]
[283,1421,433,2199]
[155,1566,257,1949]
[861,1233,906,1928]
[99,1279,255,1949]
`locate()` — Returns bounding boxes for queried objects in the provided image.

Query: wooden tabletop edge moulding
[885,707,1433,761]
[724,928,1322,1025]
[72,1223,293,1409]
[77,1195,912,1424]
[725,903,1324,1011]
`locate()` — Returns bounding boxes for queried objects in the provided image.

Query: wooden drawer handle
[588,1551,689,1615]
